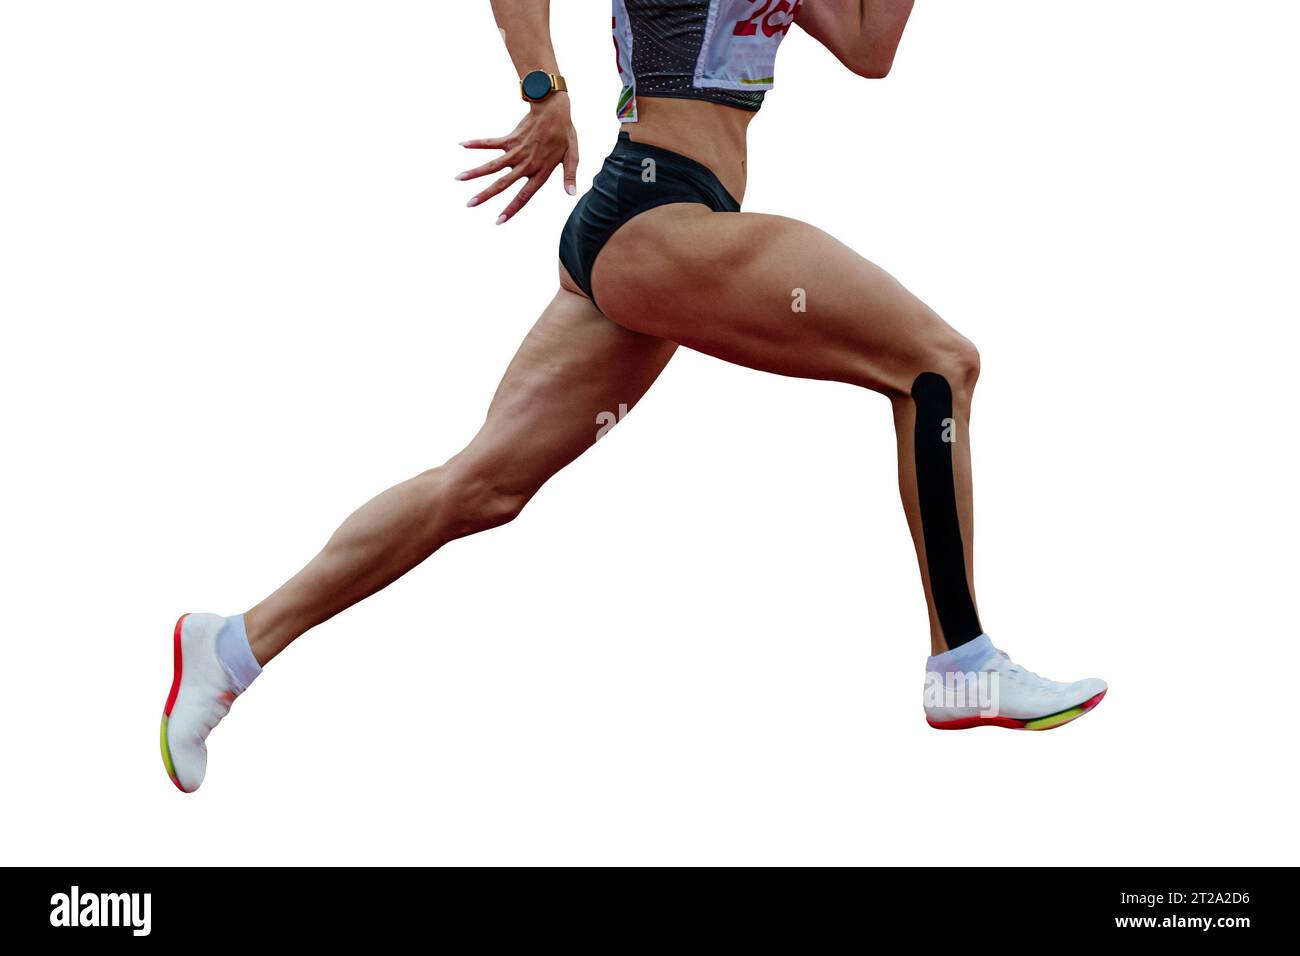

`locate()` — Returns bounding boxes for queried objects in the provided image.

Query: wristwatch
[520,69,568,103]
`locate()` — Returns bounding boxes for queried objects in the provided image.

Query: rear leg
[244,287,677,662]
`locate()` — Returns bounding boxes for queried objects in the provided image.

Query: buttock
[558,132,741,312]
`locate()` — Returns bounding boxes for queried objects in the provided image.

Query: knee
[429,462,533,539]
[920,334,980,404]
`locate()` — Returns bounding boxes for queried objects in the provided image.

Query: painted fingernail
[566,184,576,196]
[459,141,470,147]
[496,214,507,225]
[466,198,479,207]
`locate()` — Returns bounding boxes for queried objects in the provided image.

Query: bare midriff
[624,96,754,204]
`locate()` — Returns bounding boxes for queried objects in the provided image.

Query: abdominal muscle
[624,96,753,204]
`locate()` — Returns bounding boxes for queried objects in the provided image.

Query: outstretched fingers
[466,169,525,210]
[459,137,510,150]
[497,176,546,224]
[456,151,515,183]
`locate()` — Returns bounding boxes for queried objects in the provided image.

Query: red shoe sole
[160,614,189,791]
[928,689,1107,731]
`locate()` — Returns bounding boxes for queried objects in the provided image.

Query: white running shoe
[160,613,247,792]
[923,635,1107,731]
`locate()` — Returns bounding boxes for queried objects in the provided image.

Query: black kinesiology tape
[911,372,982,646]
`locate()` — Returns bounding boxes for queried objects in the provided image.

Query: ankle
[215,614,263,692]
[241,607,276,667]
[926,633,997,674]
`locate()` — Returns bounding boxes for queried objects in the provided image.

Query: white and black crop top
[612,0,801,121]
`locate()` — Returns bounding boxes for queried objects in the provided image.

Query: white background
[2,1,1296,866]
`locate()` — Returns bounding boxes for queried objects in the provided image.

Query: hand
[457,95,579,224]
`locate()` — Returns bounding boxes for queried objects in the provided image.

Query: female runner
[161,1,1106,793]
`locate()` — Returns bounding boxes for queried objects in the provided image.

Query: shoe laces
[989,651,1044,683]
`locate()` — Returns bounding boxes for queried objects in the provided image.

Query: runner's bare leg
[594,206,981,654]
[243,287,676,663]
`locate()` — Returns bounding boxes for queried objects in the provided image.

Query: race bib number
[695,0,801,91]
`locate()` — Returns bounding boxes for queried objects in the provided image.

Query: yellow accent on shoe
[160,714,178,783]
[1024,705,1087,731]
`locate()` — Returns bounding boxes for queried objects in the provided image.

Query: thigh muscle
[591,205,972,396]
[456,287,677,496]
